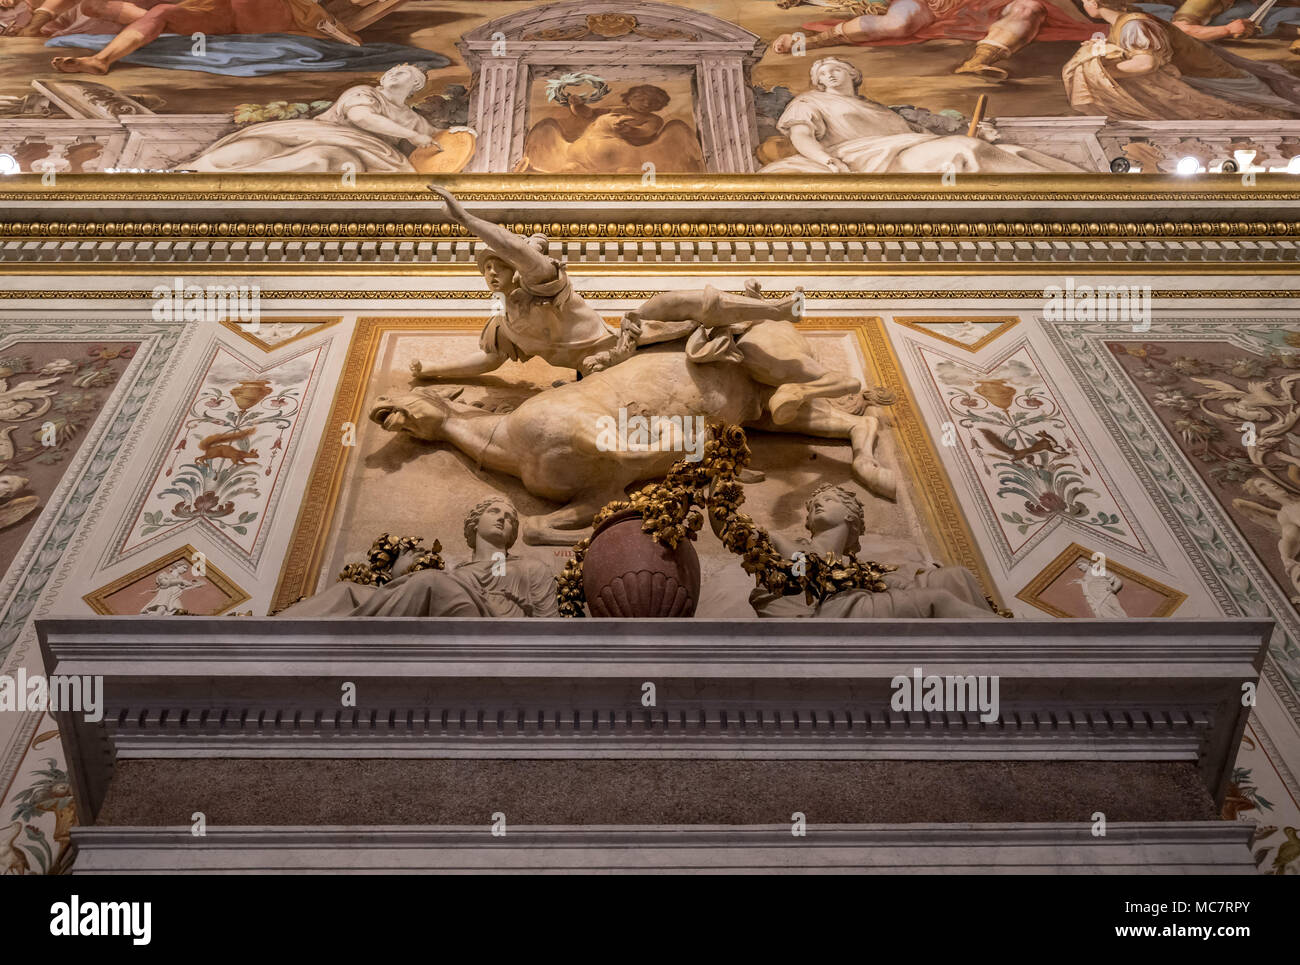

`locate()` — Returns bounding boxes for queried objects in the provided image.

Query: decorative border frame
[897,334,1160,573]
[1015,542,1187,619]
[219,316,342,353]
[270,315,999,613]
[82,543,249,616]
[101,338,328,574]
[892,315,1021,353]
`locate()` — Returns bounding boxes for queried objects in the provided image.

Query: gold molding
[83,543,250,616]
[270,317,461,613]
[3,172,1300,202]
[270,315,1001,614]
[219,316,342,352]
[849,318,1003,606]
[893,315,1022,353]
[3,220,1300,240]
[1015,542,1187,619]
[2,288,1299,300]
[6,263,1300,277]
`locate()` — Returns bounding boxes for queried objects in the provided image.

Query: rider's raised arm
[428,184,557,286]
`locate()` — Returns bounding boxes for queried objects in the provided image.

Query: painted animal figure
[196,427,259,467]
[978,428,1067,462]
[1,820,30,875]
[372,344,894,545]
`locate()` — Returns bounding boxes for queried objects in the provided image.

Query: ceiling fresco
[2,0,1300,175]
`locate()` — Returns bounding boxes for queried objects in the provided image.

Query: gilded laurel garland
[556,424,896,618]
[336,533,445,586]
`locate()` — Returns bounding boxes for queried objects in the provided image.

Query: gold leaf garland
[337,533,445,587]
[556,425,897,617]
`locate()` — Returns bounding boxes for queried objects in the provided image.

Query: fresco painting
[4,0,1300,174]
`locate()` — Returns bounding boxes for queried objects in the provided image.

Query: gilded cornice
[1,220,1298,239]
[0,289,1296,300]
[2,172,1300,202]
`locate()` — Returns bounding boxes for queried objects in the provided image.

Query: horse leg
[753,399,897,501]
[520,484,629,546]
[635,284,803,327]
[738,329,861,426]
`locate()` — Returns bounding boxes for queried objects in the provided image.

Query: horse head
[370,386,466,441]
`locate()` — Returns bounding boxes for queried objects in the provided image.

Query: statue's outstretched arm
[410,349,504,381]
[428,184,557,287]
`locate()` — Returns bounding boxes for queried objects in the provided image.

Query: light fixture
[1175,156,1200,175]
[0,154,17,176]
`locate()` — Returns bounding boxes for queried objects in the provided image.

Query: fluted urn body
[582,510,700,617]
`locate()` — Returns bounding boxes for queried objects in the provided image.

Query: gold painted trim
[1015,542,1187,619]
[851,318,1004,608]
[2,289,1298,301]
[893,315,1022,353]
[83,543,250,616]
[4,172,1300,201]
[2,288,1299,303]
[270,317,468,613]
[270,316,1000,613]
[5,263,1300,277]
[219,316,342,352]
[3,221,1299,240]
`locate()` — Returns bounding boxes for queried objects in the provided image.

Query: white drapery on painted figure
[187,65,442,173]
[759,57,1082,174]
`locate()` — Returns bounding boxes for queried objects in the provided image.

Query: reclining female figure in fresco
[411,186,859,426]
[275,496,559,618]
[184,64,451,173]
[759,56,1082,173]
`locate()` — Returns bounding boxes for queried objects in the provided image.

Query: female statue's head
[379,64,428,100]
[810,57,862,95]
[464,496,519,552]
[804,483,865,555]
